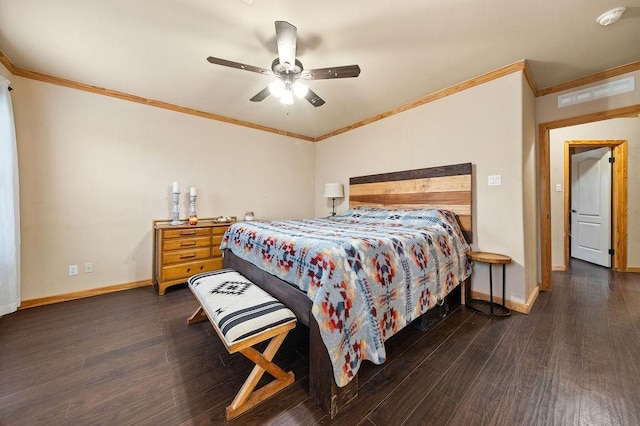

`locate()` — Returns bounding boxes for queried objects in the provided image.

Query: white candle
[190,187,196,196]
[172,182,179,193]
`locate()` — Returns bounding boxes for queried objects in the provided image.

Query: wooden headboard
[349,162,473,242]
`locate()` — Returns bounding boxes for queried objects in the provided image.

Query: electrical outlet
[556,184,562,192]
[68,264,78,276]
[84,262,94,274]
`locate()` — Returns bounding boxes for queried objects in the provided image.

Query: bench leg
[226,330,295,420]
[187,306,207,325]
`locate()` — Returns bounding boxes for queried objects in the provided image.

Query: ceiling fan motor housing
[272,58,304,80]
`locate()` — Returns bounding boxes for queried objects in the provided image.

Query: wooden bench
[187,269,297,420]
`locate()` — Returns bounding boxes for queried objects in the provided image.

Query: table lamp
[323,183,344,216]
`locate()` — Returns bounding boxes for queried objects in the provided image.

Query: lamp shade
[323,183,344,198]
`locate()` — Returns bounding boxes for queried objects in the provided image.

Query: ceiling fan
[207,21,361,107]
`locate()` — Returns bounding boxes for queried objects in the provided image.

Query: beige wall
[10,76,315,300]
[549,118,640,268]
[315,72,535,305]
[0,64,9,79]
[522,75,538,301]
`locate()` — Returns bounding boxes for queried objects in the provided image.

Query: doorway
[563,140,628,270]
[539,103,640,292]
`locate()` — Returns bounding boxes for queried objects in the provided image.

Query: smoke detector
[596,7,626,26]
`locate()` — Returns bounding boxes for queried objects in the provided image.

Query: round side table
[467,251,511,317]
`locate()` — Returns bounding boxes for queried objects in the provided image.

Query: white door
[570,147,612,267]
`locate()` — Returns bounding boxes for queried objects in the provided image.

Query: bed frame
[223,162,473,417]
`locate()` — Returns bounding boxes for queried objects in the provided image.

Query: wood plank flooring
[1,259,639,425]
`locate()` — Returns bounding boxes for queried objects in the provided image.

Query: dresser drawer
[162,247,211,265]
[212,235,224,257]
[212,226,229,236]
[161,258,223,282]
[164,227,211,239]
[163,236,211,251]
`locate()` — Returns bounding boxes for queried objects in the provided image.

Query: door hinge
[608,249,615,255]
[609,156,615,163]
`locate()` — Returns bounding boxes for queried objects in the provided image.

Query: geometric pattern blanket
[188,269,296,347]
[220,207,471,387]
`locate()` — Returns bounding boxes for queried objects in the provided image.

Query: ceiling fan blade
[301,65,361,80]
[275,21,297,71]
[207,56,272,75]
[304,88,325,107]
[250,87,271,102]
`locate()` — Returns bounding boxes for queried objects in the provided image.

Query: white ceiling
[1,0,639,139]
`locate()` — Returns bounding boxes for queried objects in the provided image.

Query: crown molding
[5,49,634,143]
[0,50,17,74]
[536,60,640,97]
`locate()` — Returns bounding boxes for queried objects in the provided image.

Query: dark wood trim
[350,163,472,185]
[460,228,473,245]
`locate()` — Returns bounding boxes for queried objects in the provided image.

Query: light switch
[488,175,502,186]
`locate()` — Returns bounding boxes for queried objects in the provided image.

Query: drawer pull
[180,253,197,259]
[180,241,197,247]
[180,231,197,235]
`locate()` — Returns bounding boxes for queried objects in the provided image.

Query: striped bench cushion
[188,269,296,346]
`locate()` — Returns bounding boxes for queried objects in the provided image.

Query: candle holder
[189,194,198,225]
[170,192,184,226]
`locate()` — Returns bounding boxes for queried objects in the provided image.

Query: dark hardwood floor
[1,259,639,425]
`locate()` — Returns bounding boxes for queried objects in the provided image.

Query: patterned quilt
[220,207,471,387]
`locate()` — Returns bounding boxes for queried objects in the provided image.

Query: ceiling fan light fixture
[268,80,285,97]
[596,7,626,26]
[292,81,308,99]
[280,89,294,105]
[207,21,360,108]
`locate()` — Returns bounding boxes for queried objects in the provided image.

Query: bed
[221,162,473,417]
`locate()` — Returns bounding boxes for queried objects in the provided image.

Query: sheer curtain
[0,76,20,315]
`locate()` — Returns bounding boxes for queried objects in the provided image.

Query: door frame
[563,140,627,270]
[539,103,640,292]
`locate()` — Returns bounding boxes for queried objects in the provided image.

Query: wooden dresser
[153,219,234,295]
